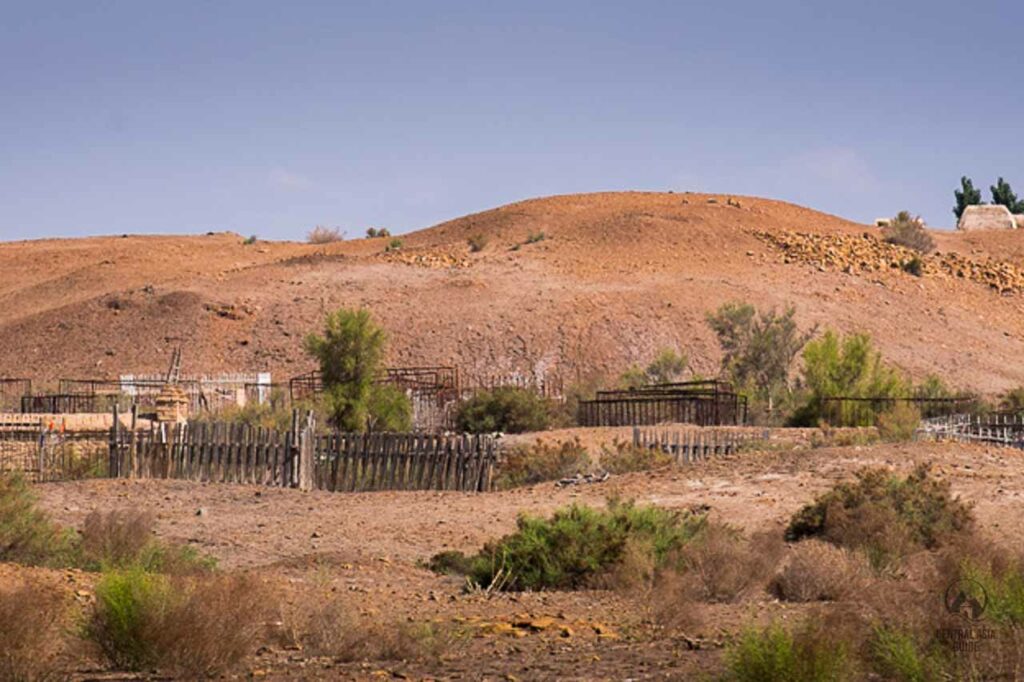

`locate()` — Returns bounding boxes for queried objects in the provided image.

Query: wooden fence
[917,413,1024,450]
[632,427,768,463]
[110,414,497,493]
[0,426,109,482]
[579,383,747,428]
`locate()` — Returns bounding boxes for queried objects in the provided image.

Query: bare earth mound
[2,191,1023,392]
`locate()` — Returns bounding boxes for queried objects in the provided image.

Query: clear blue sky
[2,1,1021,241]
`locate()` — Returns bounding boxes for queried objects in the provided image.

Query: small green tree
[303,308,411,432]
[794,330,908,426]
[953,176,983,220]
[991,177,1024,213]
[706,303,814,416]
[619,348,688,388]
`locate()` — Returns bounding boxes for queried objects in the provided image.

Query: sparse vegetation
[875,401,921,442]
[881,211,934,254]
[619,348,688,388]
[298,595,451,662]
[430,500,706,591]
[306,225,344,244]
[493,438,590,489]
[0,581,68,682]
[598,439,672,474]
[901,255,924,276]
[454,386,552,433]
[467,233,488,252]
[785,465,974,570]
[385,237,403,251]
[242,234,258,245]
[793,329,908,427]
[770,540,869,602]
[525,231,546,244]
[724,621,852,682]
[0,474,74,567]
[88,568,269,676]
[366,227,391,238]
[706,303,814,420]
[79,509,216,574]
[304,308,412,432]
[672,522,782,603]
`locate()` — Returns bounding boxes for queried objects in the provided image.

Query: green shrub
[90,568,176,670]
[599,440,672,474]
[493,438,590,489]
[242,235,257,245]
[454,386,552,434]
[0,474,74,567]
[385,237,403,252]
[89,569,268,676]
[961,560,1024,625]
[619,348,688,388]
[793,330,909,427]
[431,500,706,591]
[525,231,546,244]
[876,402,921,442]
[870,626,945,682]
[725,622,852,682]
[785,465,973,570]
[901,256,924,277]
[366,227,391,239]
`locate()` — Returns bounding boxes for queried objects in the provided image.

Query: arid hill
[3,191,1024,393]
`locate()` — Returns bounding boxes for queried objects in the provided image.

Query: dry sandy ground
[3,191,1024,393]
[20,438,1024,680]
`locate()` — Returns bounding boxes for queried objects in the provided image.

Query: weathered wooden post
[297,410,315,491]
[109,404,121,478]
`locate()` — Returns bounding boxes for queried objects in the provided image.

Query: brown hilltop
[2,191,1024,393]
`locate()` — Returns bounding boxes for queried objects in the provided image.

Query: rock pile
[380,250,470,269]
[754,230,1024,294]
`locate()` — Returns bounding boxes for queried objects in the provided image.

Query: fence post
[109,404,120,478]
[297,411,315,492]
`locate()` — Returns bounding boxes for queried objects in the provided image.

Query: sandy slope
[2,191,1023,393]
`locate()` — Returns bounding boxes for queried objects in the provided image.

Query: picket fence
[632,427,768,463]
[110,414,497,493]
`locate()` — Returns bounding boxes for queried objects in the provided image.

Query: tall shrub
[304,308,411,432]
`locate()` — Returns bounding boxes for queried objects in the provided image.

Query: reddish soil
[21,437,1024,680]
[3,192,1024,393]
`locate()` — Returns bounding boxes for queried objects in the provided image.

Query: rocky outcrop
[755,230,1024,294]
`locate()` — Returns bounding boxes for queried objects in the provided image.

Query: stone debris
[754,230,1024,295]
[380,250,470,269]
[555,472,610,487]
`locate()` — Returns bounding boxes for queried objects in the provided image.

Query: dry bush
[89,569,272,676]
[307,226,344,244]
[882,212,934,254]
[786,465,974,571]
[493,438,590,489]
[673,523,783,603]
[875,402,921,442]
[770,540,871,602]
[300,596,450,662]
[599,440,673,474]
[0,581,68,681]
[80,509,154,569]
